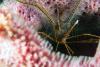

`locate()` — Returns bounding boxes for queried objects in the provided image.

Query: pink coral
[0,6,100,67]
[0,0,100,67]
[2,0,42,31]
[17,3,42,30]
[16,0,100,23]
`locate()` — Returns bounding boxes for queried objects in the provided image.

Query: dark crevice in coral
[39,10,100,57]
[0,0,3,4]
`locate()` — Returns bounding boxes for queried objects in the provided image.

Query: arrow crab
[17,0,100,56]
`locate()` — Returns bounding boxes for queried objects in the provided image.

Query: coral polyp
[17,3,42,30]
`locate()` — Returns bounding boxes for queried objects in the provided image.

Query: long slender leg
[38,32,56,42]
[16,0,55,30]
[66,34,100,40]
[62,20,79,55]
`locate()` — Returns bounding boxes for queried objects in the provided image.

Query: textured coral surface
[0,8,99,67]
[0,0,100,67]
